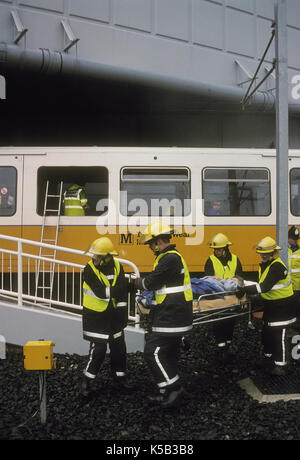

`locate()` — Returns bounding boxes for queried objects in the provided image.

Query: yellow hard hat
[255,236,281,254]
[139,221,173,244]
[85,237,118,256]
[209,233,232,249]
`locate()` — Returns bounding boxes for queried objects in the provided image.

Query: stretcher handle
[197,290,237,300]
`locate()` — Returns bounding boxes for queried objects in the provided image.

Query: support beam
[275,0,289,266]
[61,20,79,53]
[11,11,28,44]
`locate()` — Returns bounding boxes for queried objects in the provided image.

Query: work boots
[112,375,135,392]
[148,385,184,408]
[216,345,235,364]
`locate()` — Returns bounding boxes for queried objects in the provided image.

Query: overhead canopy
[1,43,299,116]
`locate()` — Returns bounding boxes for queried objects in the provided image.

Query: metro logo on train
[0,146,298,276]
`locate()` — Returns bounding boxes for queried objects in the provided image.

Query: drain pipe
[0,42,298,113]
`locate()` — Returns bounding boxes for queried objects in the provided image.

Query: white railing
[0,234,140,327]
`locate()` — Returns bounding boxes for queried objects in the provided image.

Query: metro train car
[0,146,299,277]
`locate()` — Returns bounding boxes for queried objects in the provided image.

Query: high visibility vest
[64,185,87,216]
[153,250,193,305]
[288,246,300,291]
[259,257,293,301]
[210,254,237,279]
[83,259,121,312]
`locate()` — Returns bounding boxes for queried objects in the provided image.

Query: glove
[134,277,145,291]
[235,287,246,299]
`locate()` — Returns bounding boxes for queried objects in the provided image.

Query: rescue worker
[81,236,134,397]
[288,225,300,328]
[236,236,296,376]
[63,183,87,216]
[136,221,193,408]
[204,233,243,361]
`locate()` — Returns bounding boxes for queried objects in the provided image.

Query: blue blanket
[137,277,238,306]
[190,277,224,296]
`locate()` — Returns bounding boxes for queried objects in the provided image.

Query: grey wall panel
[0,5,13,43]
[67,19,115,61]
[155,0,190,42]
[286,0,300,29]
[69,0,110,23]
[288,27,300,69]
[112,30,191,77]
[256,0,275,19]
[20,10,63,51]
[192,0,224,50]
[226,8,255,58]
[190,45,236,86]
[19,0,64,13]
[227,0,254,13]
[114,0,152,33]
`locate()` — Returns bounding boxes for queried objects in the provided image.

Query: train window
[37,167,108,216]
[0,167,16,216]
[203,168,271,216]
[120,168,191,216]
[290,168,300,216]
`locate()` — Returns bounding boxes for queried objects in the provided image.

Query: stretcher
[192,291,255,328]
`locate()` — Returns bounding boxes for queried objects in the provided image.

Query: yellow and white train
[0,146,299,275]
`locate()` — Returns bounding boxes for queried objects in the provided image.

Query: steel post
[39,371,47,424]
[275,0,289,267]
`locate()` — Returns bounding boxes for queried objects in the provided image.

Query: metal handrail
[0,234,140,327]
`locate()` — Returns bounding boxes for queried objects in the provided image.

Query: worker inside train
[63,183,87,216]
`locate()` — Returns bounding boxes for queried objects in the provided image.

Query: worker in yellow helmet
[204,233,244,362]
[136,221,193,408]
[288,226,300,333]
[236,236,296,376]
[81,236,135,398]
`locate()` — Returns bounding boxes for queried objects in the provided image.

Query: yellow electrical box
[23,340,56,370]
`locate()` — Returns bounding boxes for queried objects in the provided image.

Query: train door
[0,153,23,239]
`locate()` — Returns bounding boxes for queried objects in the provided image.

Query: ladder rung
[43,239,56,242]
[47,194,61,198]
[45,209,60,212]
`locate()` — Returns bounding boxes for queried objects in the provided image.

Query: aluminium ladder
[35,181,63,303]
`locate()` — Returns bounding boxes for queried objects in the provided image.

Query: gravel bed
[1,321,300,441]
